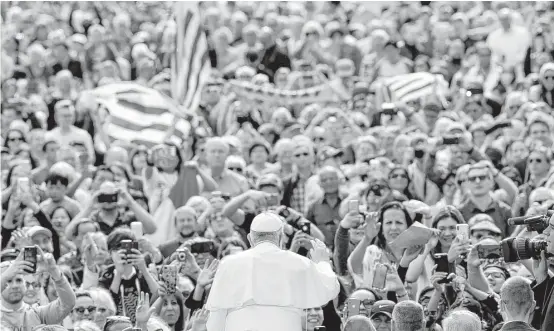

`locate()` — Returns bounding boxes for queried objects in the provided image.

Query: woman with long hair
[529,62,554,108]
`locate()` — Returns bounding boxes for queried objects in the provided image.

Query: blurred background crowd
[1,1,554,331]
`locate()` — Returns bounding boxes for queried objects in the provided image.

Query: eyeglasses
[528,158,544,164]
[7,137,24,142]
[305,31,318,37]
[294,152,309,158]
[73,306,97,314]
[390,173,407,179]
[360,299,376,307]
[97,307,108,314]
[468,175,489,183]
[25,281,41,288]
[228,167,243,173]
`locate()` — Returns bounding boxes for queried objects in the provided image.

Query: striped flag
[172,1,211,113]
[87,82,190,147]
[377,72,448,104]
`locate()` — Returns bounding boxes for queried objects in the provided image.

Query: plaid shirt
[290,176,307,215]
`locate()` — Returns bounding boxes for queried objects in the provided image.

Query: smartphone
[346,298,361,317]
[442,136,460,145]
[17,177,30,198]
[382,103,397,116]
[456,224,469,242]
[434,253,451,283]
[23,246,37,273]
[314,327,327,331]
[477,243,502,260]
[348,200,359,214]
[97,193,118,203]
[130,222,143,239]
[372,263,388,290]
[120,240,136,256]
[159,265,178,294]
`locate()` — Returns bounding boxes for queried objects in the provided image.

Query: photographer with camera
[221,173,326,246]
[530,212,554,331]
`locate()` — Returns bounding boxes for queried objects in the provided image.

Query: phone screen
[456,224,469,242]
[372,263,388,290]
[434,253,450,274]
[346,298,361,317]
[160,265,178,294]
[23,246,37,273]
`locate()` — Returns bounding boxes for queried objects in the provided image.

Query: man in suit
[205,212,339,331]
[501,276,538,331]
[257,26,291,83]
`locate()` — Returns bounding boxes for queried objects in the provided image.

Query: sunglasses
[484,271,505,279]
[305,31,318,36]
[74,306,97,314]
[294,152,309,158]
[528,158,544,164]
[228,167,243,173]
[368,185,385,197]
[468,175,489,183]
[8,137,24,142]
[360,299,376,307]
[390,173,408,179]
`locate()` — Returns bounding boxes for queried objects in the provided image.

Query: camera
[507,211,553,233]
[176,248,187,262]
[381,103,397,116]
[501,237,549,263]
[298,220,311,235]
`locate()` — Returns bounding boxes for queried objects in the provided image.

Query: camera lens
[512,237,548,260]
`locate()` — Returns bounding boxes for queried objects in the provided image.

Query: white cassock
[205,242,340,331]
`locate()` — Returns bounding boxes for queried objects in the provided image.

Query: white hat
[250,212,283,232]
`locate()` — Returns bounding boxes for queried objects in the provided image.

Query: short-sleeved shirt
[459,197,513,237]
[206,168,250,198]
[40,196,81,220]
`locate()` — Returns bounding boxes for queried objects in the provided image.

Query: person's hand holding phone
[1,250,34,284]
[126,248,147,272]
[447,236,470,263]
[340,210,363,229]
[385,267,406,294]
[290,231,313,253]
[113,249,127,273]
[430,268,449,294]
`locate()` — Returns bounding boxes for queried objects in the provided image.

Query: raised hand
[289,231,313,253]
[126,248,147,272]
[364,212,381,240]
[190,308,210,331]
[400,245,424,267]
[309,239,329,264]
[197,259,219,288]
[135,291,156,326]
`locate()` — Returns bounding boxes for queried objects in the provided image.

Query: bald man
[206,212,339,331]
[204,137,249,197]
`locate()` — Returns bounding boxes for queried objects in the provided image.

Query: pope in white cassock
[205,212,340,331]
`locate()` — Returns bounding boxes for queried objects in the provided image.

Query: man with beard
[159,206,200,258]
[0,247,76,329]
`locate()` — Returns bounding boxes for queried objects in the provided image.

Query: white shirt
[486,26,531,67]
[206,242,339,331]
[45,126,95,162]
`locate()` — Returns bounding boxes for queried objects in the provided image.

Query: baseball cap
[250,212,283,232]
[352,82,370,99]
[256,173,284,192]
[27,226,52,239]
[370,300,395,318]
[318,146,343,162]
[470,220,502,235]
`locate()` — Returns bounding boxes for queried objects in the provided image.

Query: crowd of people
[2,1,554,331]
